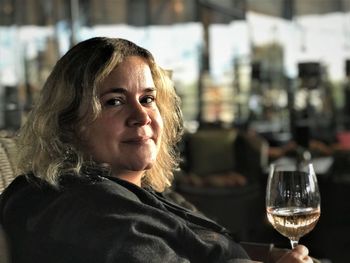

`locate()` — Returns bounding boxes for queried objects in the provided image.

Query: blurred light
[173,0,184,15]
[3,4,13,14]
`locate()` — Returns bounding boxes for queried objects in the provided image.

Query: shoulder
[0,174,54,219]
[0,174,142,224]
[59,174,142,203]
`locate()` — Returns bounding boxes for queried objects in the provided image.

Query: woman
[0,37,312,262]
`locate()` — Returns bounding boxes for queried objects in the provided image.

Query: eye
[141,95,155,105]
[105,98,123,106]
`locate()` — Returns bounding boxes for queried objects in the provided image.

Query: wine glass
[266,162,321,248]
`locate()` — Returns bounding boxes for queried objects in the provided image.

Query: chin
[143,162,154,170]
[130,154,157,171]
[116,159,155,173]
[132,161,154,171]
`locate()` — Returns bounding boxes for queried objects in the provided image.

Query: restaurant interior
[1,0,350,262]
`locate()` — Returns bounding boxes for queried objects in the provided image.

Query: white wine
[266,207,320,241]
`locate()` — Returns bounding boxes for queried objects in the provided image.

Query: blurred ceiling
[0,0,350,26]
[246,0,350,19]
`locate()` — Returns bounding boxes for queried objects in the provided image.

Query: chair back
[0,137,17,193]
[0,136,17,262]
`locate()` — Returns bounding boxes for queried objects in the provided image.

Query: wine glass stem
[290,239,298,249]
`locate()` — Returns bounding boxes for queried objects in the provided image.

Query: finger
[303,256,314,263]
[293,245,309,257]
[275,251,313,263]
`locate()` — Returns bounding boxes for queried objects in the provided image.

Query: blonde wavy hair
[17,37,183,192]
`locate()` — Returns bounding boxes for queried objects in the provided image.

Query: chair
[0,136,17,263]
[180,128,269,183]
[176,128,268,240]
[0,137,18,193]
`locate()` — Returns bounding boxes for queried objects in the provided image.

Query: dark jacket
[0,174,251,263]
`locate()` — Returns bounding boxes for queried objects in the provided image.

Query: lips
[122,136,153,144]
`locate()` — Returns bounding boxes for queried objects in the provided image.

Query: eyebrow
[100,87,156,97]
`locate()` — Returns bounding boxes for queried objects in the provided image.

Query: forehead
[113,56,151,76]
[99,56,155,92]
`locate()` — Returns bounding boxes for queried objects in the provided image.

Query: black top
[0,173,251,263]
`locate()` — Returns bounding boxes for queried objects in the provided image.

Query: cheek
[81,117,115,143]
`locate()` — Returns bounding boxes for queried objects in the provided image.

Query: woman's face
[81,56,163,185]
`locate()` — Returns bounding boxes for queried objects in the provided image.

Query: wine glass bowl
[266,163,321,248]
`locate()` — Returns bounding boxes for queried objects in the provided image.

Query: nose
[127,103,151,126]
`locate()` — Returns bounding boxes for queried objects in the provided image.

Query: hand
[270,245,313,263]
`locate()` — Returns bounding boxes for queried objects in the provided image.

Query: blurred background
[1,0,350,262]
